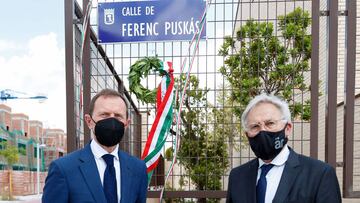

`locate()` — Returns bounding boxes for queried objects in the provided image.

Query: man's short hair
[241,93,292,130]
[89,89,129,118]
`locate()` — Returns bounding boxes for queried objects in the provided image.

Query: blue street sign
[98,0,206,43]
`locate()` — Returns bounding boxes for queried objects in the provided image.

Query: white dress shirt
[257,145,290,203]
[91,140,121,202]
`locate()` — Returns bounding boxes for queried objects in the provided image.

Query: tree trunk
[8,169,13,200]
[198,198,207,203]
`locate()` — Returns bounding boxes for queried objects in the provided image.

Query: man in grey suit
[226,94,341,203]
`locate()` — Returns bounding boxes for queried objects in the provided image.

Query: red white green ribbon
[160,0,210,200]
[141,61,174,183]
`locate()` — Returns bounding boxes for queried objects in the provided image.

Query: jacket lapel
[272,149,301,202]
[119,151,133,203]
[246,159,259,203]
[79,144,107,203]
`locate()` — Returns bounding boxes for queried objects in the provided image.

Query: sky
[0,0,66,131]
[0,0,229,133]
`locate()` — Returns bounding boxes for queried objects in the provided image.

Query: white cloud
[0,33,66,131]
[0,40,24,52]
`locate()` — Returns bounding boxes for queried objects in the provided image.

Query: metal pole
[310,0,320,159]
[65,0,76,152]
[325,0,338,168]
[83,0,91,145]
[343,0,357,197]
[36,141,40,194]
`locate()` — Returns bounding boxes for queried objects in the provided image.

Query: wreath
[128,57,164,104]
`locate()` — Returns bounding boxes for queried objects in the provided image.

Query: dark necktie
[256,164,274,203]
[102,154,117,203]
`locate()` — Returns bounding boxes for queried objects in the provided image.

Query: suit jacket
[226,148,341,203]
[42,143,148,203]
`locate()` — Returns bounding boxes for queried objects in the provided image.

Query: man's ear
[244,131,250,138]
[84,114,94,129]
[124,118,131,128]
[285,122,292,138]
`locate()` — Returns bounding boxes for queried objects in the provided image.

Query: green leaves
[278,7,311,40]
[219,7,312,121]
[218,36,235,56]
[128,57,163,104]
[0,141,19,168]
[175,74,229,202]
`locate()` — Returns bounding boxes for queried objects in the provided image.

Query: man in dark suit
[226,94,341,203]
[42,89,148,203]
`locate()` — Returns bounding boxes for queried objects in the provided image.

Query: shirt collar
[90,139,119,161]
[258,145,290,168]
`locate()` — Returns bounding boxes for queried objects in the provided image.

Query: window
[18,143,26,155]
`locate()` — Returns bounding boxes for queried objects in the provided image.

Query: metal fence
[65,0,360,200]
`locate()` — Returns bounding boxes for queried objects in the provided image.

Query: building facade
[0,104,67,195]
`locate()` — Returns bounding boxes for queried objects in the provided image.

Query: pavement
[0,194,359,202]
[343,199,360,203]
[0,194,41,203]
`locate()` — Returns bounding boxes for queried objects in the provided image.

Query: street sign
[98,0,206,43]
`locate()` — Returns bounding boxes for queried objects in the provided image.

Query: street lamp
[37,142,46,195]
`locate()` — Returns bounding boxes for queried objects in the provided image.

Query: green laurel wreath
[128,57,163,104]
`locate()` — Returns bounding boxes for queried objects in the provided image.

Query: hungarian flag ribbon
[141,61,174,183]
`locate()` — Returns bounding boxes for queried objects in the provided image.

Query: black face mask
[248,125,288,160]
[93,117,125,147]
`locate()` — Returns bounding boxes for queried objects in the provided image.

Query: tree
[211,85,247,155]
[0,140,19,200]
[128,57,230,202]
[219,7,311,120]
[176,74,229,203]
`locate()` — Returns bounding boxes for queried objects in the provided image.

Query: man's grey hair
[241,93,292,130]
